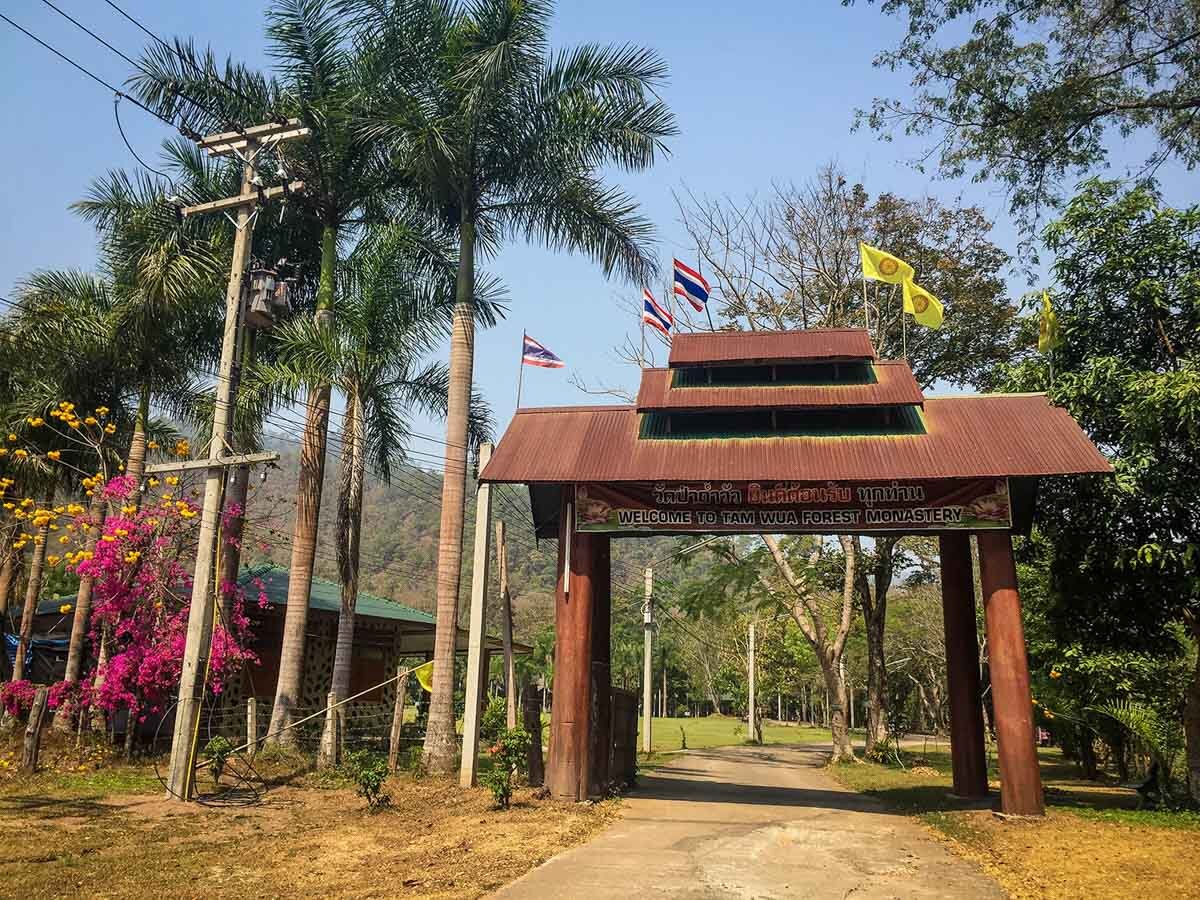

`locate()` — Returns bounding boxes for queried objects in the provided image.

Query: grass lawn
[827,746,1200,899]
[635,715,834,769]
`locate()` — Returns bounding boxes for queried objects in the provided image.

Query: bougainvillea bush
[47,476,258,727]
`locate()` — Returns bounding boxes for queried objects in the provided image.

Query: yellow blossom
[19,498,32,508]
[6,434,15,442]
[166,476,179,486]
[114,528,129,537]
[94,406,109,416]
[68,420,81,429]
[27,417,44,427]
[46,450,61,461]
[147,440,158,450]
[66,504,84,515]
[2,502,12,510]
[180,508,197,519]
[1049,669,1062,680]
[174,439,190,457]
[161,492,173,500]
[148,478,159,487]
[59,603,72,614]
[46,555,60,566]
[104,423,116,435]
[124,551,141,563]
[121,505,137,516]
[59,535,70,544]
[86,490,95,497]
[101,535,116,543]
[0,449,8,457]
[1045,711,1056,720]
[13,449,28,459]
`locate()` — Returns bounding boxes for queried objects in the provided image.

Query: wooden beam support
[978,531,1045,816]
[144,451,279,474]
[199,118,309,155]
[588,534,612,796]
[939,533,989,799]
[181,181,305,218]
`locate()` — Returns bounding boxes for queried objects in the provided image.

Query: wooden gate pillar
[977,531,1045,816]
[589,535,612,796]
[939,533,989,798]
[547,490,605,801]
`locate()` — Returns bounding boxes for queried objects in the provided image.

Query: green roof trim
[671,360,878,388]
[638,404,928,440]
[240,564,436,625]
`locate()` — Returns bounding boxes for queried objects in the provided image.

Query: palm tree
[250,228,496,760]
[351,0,676,770]
[129,0,434,741]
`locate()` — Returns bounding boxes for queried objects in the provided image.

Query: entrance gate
[478,328,1110,817]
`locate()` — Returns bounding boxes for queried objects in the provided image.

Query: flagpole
[516,330,526,410]
[698,242,715,331]
[902,302,908,360]
[640,299,646,368]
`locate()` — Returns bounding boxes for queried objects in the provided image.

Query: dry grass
[829,747,1200,900]
[0,735,616,899]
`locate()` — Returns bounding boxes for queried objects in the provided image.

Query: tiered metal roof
[481,328,1110,485]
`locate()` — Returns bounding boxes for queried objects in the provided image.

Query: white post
[246,697,257,759]
[498,520,517,730]
[459,443,494,787]
[642,566,653,754]
[748,619,757,742]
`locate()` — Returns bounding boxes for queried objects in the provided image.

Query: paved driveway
[495,745,1003,899]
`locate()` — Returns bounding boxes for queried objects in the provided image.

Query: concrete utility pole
[497,520,518,729]
[747,619,757,742]
[165,120,307,801]
[460,443,494,787]
[642,566,653,754]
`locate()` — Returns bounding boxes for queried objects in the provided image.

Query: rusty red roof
[668,328,876,367]
[635,362,923,412]
[480,394,1112,484]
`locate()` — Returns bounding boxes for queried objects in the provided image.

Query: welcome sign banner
[574,479,1011,535]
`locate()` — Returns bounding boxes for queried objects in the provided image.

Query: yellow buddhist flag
[860,242,914,285]
[902,278,944,329]
[1038,290,1061,353]
[413,660,434,693]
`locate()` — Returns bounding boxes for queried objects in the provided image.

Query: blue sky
[1,1,1190,440]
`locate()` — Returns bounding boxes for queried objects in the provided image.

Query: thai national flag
[673,258,710,312]
[642,288,672,337]
[521,333,565,368]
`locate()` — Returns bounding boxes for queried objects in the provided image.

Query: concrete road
[495,745,1003,899]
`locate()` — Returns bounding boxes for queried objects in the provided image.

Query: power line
[0,11,177,130]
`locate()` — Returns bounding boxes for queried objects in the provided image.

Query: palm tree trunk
[424,216,476,773]
[125,382,151,497]
[268,224,337,745]
[52,491,106,732]
[13,518,51,683]
[330,392,364,705]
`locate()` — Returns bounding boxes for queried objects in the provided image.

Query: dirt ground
[0,738,616,899]
[829,749,1200,900]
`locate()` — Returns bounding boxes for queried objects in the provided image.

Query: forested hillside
[239,442,684,642]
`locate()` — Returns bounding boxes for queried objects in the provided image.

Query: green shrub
[342,749,392,812]
[480,727,531,809]
[480,695,507,744]
[202,736,234,785]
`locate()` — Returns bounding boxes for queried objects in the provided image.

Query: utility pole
[748,619,757,743]
[165,120,307,801]
[642,566,653,754]
[460,443,494,788]
[497,519,518,729]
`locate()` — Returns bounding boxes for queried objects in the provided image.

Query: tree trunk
[1184,612,1200,805]
[12,519,50,682]
[268,225,337,744]
[0,545,17,615]
[424,216,476,774]
[53,491,106,732]
[125,382,151,498]
[856,536,895,754]
[218,465,250,625]
[821,656,854,762]
[328,392,364,715]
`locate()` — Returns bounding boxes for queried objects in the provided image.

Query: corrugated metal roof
[636,362,923,411]
[668,328,876,367]
[480,394,1112,483]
